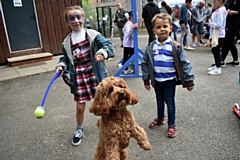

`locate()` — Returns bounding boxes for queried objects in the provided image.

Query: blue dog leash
[40,70,61,109]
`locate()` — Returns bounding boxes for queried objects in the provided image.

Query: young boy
[141,13,195,138]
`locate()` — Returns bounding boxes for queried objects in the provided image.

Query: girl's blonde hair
[64,5,85,21]
[152,13,172,27]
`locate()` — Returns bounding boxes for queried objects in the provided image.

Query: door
[1,0,41,52]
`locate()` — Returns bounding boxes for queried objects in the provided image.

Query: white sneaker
[72,129,85,146]
[234,103,240,111]
[197,42,203,47]
[117,63,122,68]
[208,68,221,75]
[208,66,216,71]
[192,43,196,47]
[123,69,134,74]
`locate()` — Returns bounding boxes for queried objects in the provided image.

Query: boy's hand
[187,86,194,91]
[145,85,151,91]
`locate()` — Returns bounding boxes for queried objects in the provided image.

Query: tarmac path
[0,34,240,160]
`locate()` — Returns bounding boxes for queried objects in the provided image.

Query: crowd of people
[142,0,240,76]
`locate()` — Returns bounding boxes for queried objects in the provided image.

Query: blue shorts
[193,22,204,35]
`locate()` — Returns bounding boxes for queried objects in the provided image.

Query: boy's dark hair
[185,0,192,3]
[147,0,153,2]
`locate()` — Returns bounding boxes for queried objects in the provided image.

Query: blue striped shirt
[153,37,176,82]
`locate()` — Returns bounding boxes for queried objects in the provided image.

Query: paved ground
[0,31,240,160]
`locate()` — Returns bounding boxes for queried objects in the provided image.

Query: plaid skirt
[74,62,98,103]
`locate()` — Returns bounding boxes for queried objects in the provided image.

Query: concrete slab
[15,65,47,77]
[0,68,19,81]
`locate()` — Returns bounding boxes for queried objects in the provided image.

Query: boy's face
[67,9,84,31]
[152,18,172,43]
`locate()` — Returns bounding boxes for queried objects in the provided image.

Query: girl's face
[67,9,84,31]
[152,18,172,43]
[213,0,223,9]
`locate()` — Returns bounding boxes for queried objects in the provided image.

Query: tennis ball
[34,107,45,118]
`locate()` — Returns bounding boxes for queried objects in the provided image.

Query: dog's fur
[89,77,151,160]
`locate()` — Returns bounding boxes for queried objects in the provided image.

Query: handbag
[211,28,219,48]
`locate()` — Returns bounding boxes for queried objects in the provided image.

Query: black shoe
[121,45,123,48]
[211,62,226,67]
[72,129,84,146]
[226,61,240,66]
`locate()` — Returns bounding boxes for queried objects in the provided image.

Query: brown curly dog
[89,77,151,160]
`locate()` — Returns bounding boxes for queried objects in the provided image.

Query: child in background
[121,11,138,74]
[171,5,180,41]
[207,0,227,75]
[55,5,115,146]
[141,13,195,138]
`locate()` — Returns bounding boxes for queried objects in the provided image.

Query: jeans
[180,23,191,46]
[172,23,178,41]
[154,79,176,125]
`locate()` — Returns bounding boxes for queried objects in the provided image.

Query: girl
[121,11,138,74]
[207,0,227,75]
[55,5,115,146]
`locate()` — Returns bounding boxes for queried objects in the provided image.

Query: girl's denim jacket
[141,42,194,88]
[56,29,115,93]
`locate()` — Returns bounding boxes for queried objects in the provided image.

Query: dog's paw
[140,142,151,151]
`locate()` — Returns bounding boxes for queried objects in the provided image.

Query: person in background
[85,18,91,29]
[171,5,180,41]
[161,1,172,15]
[121,11,138,74]
[205,3,212,33]
[221,0,240,66]
[55,5,115,146]
[179,0,195,50]
[142,0,160,45]
[141,13,194,138]
[191,0,206,47]
[207,0,227,75]
[114,2,127,47]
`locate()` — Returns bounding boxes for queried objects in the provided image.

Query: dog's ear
[89,82,110,116]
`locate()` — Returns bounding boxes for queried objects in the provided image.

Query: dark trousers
[212,38,224,68]
[145,23,156,45]
[154,79,176,125]
[123,47,134,70]
[222,29,239,62]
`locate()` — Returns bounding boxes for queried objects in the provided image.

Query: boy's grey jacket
[56,29,115,93]
[141,43,194,88]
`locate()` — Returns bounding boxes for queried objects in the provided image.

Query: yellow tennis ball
[34,107,45,118]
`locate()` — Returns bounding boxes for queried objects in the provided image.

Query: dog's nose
[119,91,124,97]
